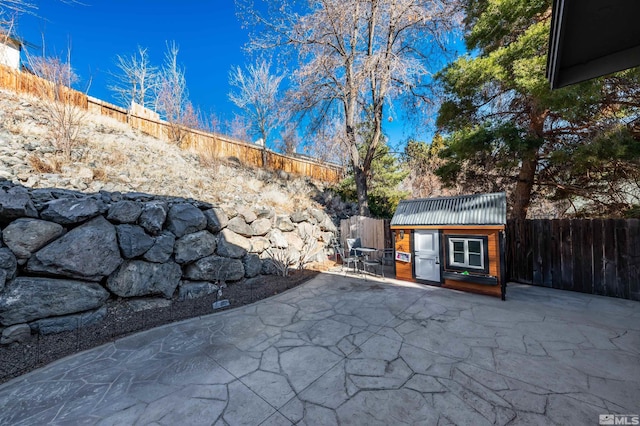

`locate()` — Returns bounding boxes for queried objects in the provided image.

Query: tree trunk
[512,156,538,220]
[354,167,370,216]
[261,146,267,169]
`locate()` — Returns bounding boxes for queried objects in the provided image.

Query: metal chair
[361,249,384,278]
[336,245,359,273]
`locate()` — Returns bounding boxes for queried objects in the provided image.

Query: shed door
[414,230,440,282]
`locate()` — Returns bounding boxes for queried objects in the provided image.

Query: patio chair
[361,249,384,278]
[336,245,359,273]
[346,238,361,256]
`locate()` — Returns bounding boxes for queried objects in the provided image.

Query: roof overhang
[547,0,640,89]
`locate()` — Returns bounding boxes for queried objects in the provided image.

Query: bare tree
[157,41,190,144]
[228,60,284,167]
[0,0,34,31]
[238,0,463,215]
[227,114,251,142]
[109,45,158,110]
[26,49,86,159]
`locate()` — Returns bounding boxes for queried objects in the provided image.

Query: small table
[355,247,382,276]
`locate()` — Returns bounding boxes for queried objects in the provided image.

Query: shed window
[446,235,489,273]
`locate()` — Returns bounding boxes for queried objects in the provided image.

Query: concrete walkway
[0,273,638,425]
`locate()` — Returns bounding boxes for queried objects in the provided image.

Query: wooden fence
[340,216,392,251]
[0,65,343,182]
[506,219,640,301]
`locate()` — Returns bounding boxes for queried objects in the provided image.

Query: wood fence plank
[551,220,562,289]
[603,219,618,298]
[560,219,573,290]
[628,219,640,301]
[591,219,605,296]
[571,220,584,292]
[615,219,630,299]
[541,219,553,287]
[581,220,594,294]
[532,220,543,285]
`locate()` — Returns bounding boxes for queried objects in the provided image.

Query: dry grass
[28,154,63,173]
[92,167,107,181]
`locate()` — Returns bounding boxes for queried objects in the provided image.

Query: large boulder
[0,277,109,326]
[284,232,305,251]
[138,201,168,235]
[0,248,17,292]
[183,255,245,282]
[290,211,310,223]
[116,224,155,259]
[249,237,270,254]
[235,205,257,224]
[26,216,123,281]
[276,215,296,232]
[226,216,253,237]
[30,306,107,335]
[106,260,181,299]
[174,230,217,264]
[251,218,272,236]
[107,200,142,224]
[178,281,219,301]
[217,229,251,259]
[268,229,288,249]
[40,197,106,225]
[0,186,37,220]
[2,218,64,263]
[243,254,262,278]
[143,231,175,263]
[166,203,207,238]
[203,207,228,233]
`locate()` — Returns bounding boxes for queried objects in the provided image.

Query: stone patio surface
[0,272,638,425]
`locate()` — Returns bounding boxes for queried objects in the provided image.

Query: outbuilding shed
[390,192,507,299]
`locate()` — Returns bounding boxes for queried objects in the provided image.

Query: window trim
[445,235,490,274]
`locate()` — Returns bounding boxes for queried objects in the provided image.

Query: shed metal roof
[391,193,507,227]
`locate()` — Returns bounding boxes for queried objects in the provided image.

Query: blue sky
[15,1,453,150]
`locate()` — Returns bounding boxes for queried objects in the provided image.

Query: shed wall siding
[394,229,414,282]
[442,228,502,297]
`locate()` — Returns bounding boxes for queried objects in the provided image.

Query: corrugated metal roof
[391,192,507,226]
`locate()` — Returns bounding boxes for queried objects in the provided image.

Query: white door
[414,230,441,282]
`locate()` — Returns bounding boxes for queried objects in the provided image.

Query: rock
[261,258,280,275]
[183,255,245,282]
[0,277,109,326]
[106,260,181,299]
[250,237,271,254]
[138,201,167,235]
[251,218,272,236]
[309,208,325,223]
[226,216,254,237]
[30,306,107,335]
[143,231,175,263]
[297,222,318,240]
[276,215,296,232]
[26,216,123,281]
[243,254,262,278]
[268,229,288,249]
[125,298,172,313]
[166,203,207,238]
[284,232,305,251]
[235,205,257,224]
[116,224,154,259]
[178,281,219,301]
[320,216,338,233]
[254,205,275,219]
[0,248,17,282]
[320,231,335,243]
[174,230,217,264]
[107,200,142,224]
[290,211,309,223]
[1,323,32,344]
[217,229,251,259]
[203,207,228,233]
[2,218,64,262]
[40,197,106,225]
[0,269,6,292]
[0,186,37,219]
